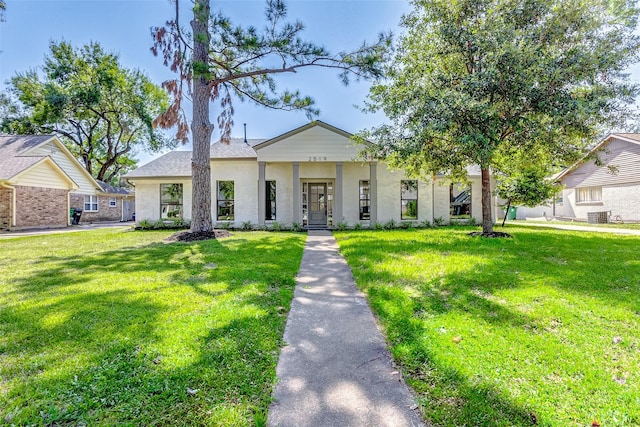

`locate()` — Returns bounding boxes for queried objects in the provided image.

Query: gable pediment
[255,121,366,162]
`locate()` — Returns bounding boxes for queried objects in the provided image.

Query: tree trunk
[481,167,493,234]
[190,0,214,232]
[501,199,510,227]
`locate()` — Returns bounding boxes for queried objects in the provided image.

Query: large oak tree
[357,0,640,235]
[1,41,173,183]
[152,0,390,233]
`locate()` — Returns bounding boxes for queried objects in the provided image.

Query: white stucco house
[124,121,495,228]
[552,133,640,222]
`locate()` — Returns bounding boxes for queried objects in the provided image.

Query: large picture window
[359,180,370,220]
[265,180,276,220]
[450,183,471,219]
[217,181,235,220]
[84,195,98,212]
[401,180,418,220]
[576,186,602,203]
[160,183,183,219]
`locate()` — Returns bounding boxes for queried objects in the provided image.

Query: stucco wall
[264,163,293,225]
[14,185,68,228]
[342,162,372,224]
[211,160,258,227]
[132,179,193,222]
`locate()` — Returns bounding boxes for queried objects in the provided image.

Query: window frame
[450,183,472,219]
[265,180,276,221]
[217,180,235,220]
[576,186,602,203]
[84,195,98,212]
[359,180,370,220]
[400,180,418,221]
[109,197,117,208]
[160,183,183,219]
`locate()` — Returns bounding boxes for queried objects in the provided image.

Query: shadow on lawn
[337,227,640,426]
[0,233,305,425]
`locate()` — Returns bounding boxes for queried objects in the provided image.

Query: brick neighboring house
[70,181,135,223]
[0,134,134,230]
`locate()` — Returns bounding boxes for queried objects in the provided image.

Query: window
[576,186,602,203]
[109,197,117,207]
[265,180,276,220]
[450,183,471,219]
[359,180,370,220]
[160,183,183,219]
[84,195,98,212]
[401,180,418,220]
[217,181,235,220]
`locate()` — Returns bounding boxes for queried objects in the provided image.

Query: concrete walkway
[0,222,134,239]
[267,230,424,427]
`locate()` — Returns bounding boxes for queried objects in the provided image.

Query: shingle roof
[0,135,54,180]
[123,151,193,178]
[210,137,265,158]
[97,180,133,195]
[124,138,266,179]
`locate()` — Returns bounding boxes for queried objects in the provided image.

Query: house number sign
[308,156,328,161]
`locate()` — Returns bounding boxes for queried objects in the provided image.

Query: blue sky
[0,0,410,165]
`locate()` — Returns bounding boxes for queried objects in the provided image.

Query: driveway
[0,222,134,239]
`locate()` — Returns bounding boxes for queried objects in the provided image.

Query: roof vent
[244,123,248,145]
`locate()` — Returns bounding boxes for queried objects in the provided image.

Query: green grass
[0,229,305,426]
[335,226,640,427]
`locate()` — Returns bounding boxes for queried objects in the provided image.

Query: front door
[308,183,327,226]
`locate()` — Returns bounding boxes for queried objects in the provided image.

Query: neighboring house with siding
[124,121,496,228]
[554,133,640,222]
[0,134,134,230]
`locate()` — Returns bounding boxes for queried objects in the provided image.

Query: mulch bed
[164,230,231,242]
[468,231,513,238]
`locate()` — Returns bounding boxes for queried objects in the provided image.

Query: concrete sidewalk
[267,230,424,427]
[506,220,640,235]
[0,222,134,239]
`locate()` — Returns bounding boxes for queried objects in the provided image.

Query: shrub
[271,221,283,231]
[291,222,304,232]
[384,219,396,230]
[241,221,253,231]
[398,221,411,229]
[353,222,363,230]
[336,221,349,231]
[373,221,384,230]
[137,219,154,230]
[218,221,233,230]
[153,219,166,229]
[420,220,432,228]
[433,216,445,226]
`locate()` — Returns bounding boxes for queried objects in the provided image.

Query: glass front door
[308,183,327,226]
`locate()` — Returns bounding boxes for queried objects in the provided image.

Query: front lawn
[335,226,640,427]
[0,229,305,426]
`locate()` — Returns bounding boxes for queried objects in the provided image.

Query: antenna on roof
[243,123,248,145]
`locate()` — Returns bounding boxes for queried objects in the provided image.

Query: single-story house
[0,134,134,230]
[72,180,135,223]
[553,133,640,222]
[124,121,496,228]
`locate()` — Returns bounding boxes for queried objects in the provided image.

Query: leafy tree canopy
[1,41,174,183]
[357,0,640,234]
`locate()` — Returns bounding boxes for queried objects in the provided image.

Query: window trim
[84,195,98,212]
[217,180,235,221]
[265,180,276,221]
[160,183,183,219]
[576,186,602,203]
[359,180,370,220]
[400,180,418,221]
[450,183,472,220]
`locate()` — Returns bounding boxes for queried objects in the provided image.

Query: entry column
[335,162,343,224]
[370,162,377,224]
[258,162,266,226]
[292,162,300,223]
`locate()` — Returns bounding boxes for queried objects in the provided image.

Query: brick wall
[70,193,122,223]
[0,187,11,230]
[14,185,68,228]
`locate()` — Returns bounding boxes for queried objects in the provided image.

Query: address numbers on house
[308,156,328,161]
